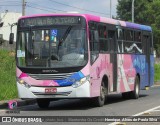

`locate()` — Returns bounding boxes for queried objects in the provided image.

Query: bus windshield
[17,26,87,68]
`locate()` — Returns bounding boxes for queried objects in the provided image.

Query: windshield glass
[17,26,88,68]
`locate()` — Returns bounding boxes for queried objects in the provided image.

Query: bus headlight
[72,75,90,88]
[17,78,31,88]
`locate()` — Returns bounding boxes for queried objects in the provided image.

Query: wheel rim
[100,82,105,101]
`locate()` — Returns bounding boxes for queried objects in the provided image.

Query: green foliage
[145,0,160,56]
[116,0,150,23]
[0,49,18,100]
[154,63,160,82]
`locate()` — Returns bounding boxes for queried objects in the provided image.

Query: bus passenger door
[108,30,117,92]
[143,32,151,87]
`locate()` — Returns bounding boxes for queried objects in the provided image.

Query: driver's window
[89,22,99,64]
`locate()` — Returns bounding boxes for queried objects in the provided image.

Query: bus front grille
[28,72,76,80]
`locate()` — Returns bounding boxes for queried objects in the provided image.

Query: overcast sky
[0,0,118,17]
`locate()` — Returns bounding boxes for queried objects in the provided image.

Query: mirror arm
[9,22,17,33]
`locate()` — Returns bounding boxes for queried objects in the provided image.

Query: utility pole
[110,0,112,18]
[22,0,26,16]
[132,0,135,23]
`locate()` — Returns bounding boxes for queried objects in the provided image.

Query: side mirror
[9,33,14,44]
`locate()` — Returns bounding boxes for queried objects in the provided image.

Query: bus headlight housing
[17,78,31,88]
[72,75,90,88]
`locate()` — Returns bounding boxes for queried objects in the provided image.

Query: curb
[0,99,36,109]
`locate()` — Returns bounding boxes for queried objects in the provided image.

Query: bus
[9,14,154,108]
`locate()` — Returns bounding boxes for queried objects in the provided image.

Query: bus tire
[37,99,50,108]
[130,76,140,99]
[93,80,107,107]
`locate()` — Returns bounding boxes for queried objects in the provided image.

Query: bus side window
[124,30,137,53]
[117,28,124,53]
[90,30,99,52]
[89,22,99,51]
[142,35,148,54]
[89,29,99,64]
[134,31,142,54]
[117,28,123,40]
[126,30,133,42]
[98,24,108,52]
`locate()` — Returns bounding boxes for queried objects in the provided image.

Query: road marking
[109,105,160,125]
[151,110,160,112]
[133,105,160,116]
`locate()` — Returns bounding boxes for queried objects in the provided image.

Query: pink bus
[9,14,154,108]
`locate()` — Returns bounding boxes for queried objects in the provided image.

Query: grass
[154,63,160,82]
[0,49,18,101]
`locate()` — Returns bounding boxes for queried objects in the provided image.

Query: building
[0,12,22,42]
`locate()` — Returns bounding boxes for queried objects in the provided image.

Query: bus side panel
[117,54,136,93]
[131,55,148,89]
[90,54,113,97]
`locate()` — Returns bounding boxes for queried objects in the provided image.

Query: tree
[116,0,152,24]
[146,0,160,56]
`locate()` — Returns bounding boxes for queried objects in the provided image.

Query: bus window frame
[117,27,145,55]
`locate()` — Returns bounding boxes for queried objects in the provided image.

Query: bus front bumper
[16,81,91,99]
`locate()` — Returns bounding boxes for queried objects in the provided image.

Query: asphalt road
[1,86,160,125]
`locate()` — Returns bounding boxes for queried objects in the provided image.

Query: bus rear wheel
[130,76,140,99]
[93,81,107,107]
[37,99,50,108]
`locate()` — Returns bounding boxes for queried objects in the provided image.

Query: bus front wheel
[37,99,50,108]
[93,81,107,107]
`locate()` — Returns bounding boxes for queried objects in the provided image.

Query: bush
[154,63,160,82]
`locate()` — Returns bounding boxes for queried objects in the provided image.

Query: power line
[0,5,21,6]
[0,0,20,3]
[48,0,110,15]
[26,5,57,13]
[27,2,66,12]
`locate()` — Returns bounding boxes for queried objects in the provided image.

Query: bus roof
[19,13,152,32]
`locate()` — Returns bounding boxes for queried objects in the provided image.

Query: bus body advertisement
[12,14,154,108]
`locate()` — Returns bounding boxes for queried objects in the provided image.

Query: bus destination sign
[19,16,81,27]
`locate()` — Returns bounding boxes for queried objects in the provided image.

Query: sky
[0,0,118,18]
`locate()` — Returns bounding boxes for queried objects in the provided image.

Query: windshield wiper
[61,25,73,42]
[57,25,72,54]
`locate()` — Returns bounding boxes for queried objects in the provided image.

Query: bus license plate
[45,88,57,93]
